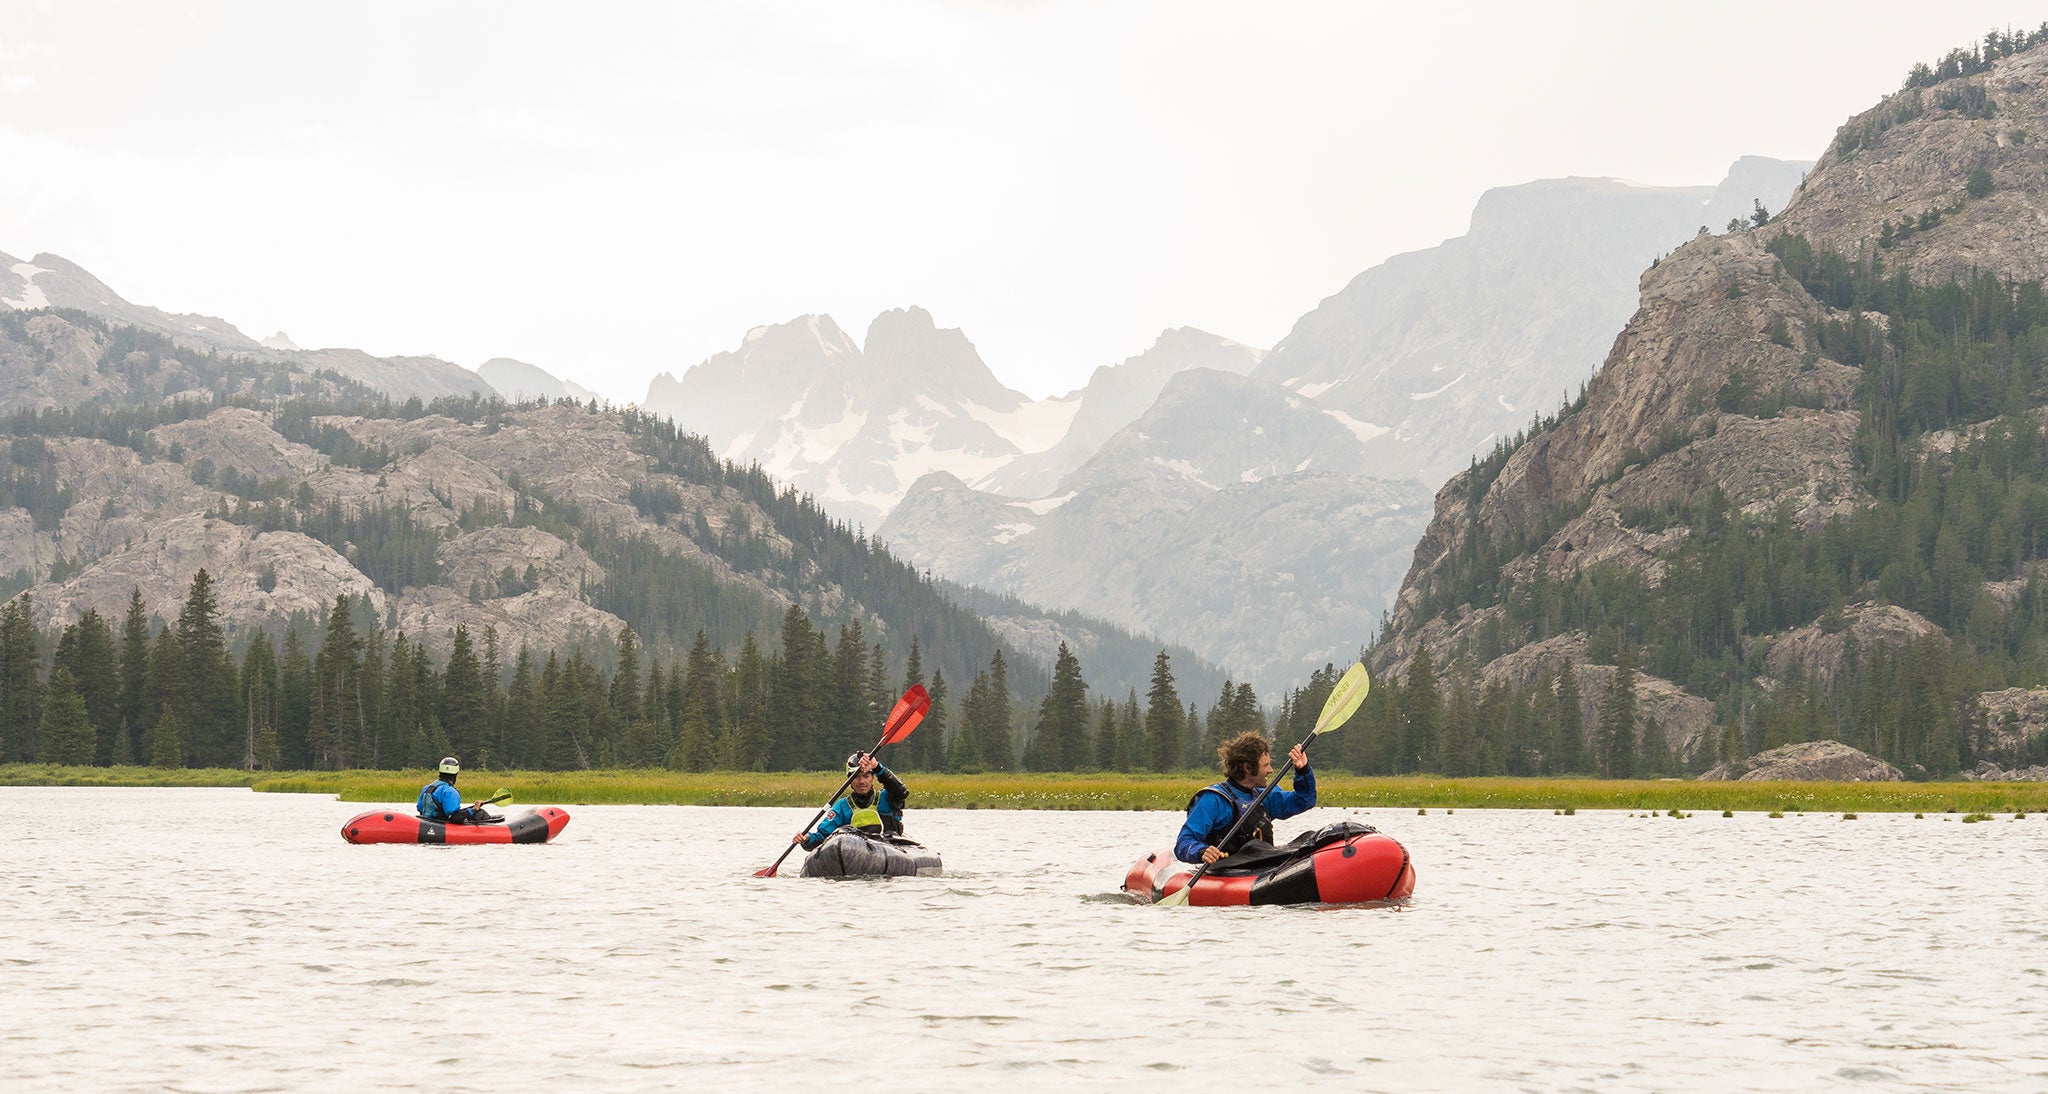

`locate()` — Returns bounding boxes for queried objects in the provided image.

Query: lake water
[4,788,2046,1092]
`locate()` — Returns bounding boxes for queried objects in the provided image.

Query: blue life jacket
[417,779,462,821]
[1173,767,1317,863]
[1191,783,1275,851]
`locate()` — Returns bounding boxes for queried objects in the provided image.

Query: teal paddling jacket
[802,767,909,849]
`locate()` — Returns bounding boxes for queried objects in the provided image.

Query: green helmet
[438,756,461,775]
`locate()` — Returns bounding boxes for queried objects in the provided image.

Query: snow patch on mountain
[960,397,1080,454]
[1323,409,1387,444]
[4,262,50,309]
[1411,373,1466,400]
[1019,492,1074,514]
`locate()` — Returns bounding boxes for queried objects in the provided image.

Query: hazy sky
[3,2,2043,404]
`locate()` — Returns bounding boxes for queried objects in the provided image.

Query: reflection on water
[4,788,2046,1091]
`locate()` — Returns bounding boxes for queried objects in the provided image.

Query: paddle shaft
[1172,737,1312,899]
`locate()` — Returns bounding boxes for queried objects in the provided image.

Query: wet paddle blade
[753,863,780,878]
[1311,663,1372,738]
[1156,880,1193,908]
[881,684,931,746]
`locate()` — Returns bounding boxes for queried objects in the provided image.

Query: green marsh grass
[6,766,2048,813]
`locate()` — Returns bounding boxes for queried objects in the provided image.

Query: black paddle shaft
[1176,733,1314,893]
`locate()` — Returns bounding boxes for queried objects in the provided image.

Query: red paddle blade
[881,684,931,745]
[753,864,778,878]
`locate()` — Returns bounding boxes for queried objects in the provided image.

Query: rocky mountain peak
[1781,43,2048,284]
[1248,158,1810,487]
[861,306,1023,411]
[1374,37,2048,777]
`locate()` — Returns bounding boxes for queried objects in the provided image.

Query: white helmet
[438,756,460,775]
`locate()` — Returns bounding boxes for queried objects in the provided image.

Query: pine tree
[277,629,313,769]
[544,653,594,769]
[440,625,489,764]
[1230,683,1262,740]
[1026,641,1089,771]
[38,668,95,766]
[984,650,1014,771]
[384,634,421,767]
[143,627,186,767]
[1093,697,1119,771]
[54,610,120,765]
[238,634,280,771]
[503,647,539,768]
[1440,655,1478,775]
[150,705,183,769]
[923,668,950,772]
[176,569,234,767]
[729,634,770,771]
[1143,651,1184,773]
[1640,717,1670,776]
[481,625,505,754]
[1400,648,1441,774]
[117,589,150,766]
[829,621,868,765]
[609,627,641,728]
[0,594,43,762]
[680,630,720,771]
[311,595,362,769]
[1116,689,1142,773]
[1554,662,1587,774]
[950,671,990,772]
[1596,651,1640,779]
[866,639,889,747]
[768,604,821,769]
[1203,679,1238,759]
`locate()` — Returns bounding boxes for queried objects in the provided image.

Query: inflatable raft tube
[801,829,942,878]
[1123,821,1414,906]
[341,807,571,845]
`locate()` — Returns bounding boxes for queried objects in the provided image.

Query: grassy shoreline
[3,764,2046,812]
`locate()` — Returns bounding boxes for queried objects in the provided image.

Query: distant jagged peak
[731,312,861,361]
[861,305,1025,412]
[260,331,301,351]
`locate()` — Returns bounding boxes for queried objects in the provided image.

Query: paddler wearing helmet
[415,757,502,825]
[793,751,910,850]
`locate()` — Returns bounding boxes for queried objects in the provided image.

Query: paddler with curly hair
[1175,731,1315,864]
[794,751,912,849]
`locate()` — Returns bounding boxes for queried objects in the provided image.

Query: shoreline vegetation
[3,765,2046,813]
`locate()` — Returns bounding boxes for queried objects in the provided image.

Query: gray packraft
[800,829,943,878]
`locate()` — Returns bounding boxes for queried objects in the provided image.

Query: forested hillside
[1359,30,2048,781]
[0,308,1232,772]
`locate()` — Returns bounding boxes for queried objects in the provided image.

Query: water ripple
[3,790,2045,1091]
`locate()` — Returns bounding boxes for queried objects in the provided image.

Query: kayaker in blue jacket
[1175,731,1315,864]
[416,757,500,825]
[795,752,910,849]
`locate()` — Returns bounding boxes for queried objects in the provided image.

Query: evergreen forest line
[0,568,1312,777]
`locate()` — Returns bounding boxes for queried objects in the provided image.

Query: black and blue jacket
[1175,767,1316,863]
